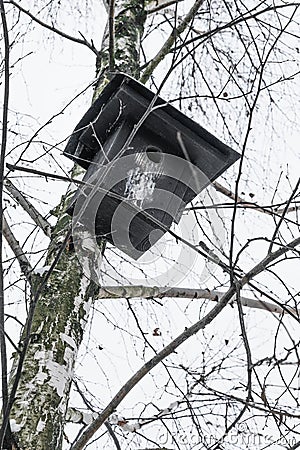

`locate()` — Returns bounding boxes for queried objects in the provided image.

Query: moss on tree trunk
[9,2,147,449]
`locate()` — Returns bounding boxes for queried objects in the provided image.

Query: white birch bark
[9,2,147,449]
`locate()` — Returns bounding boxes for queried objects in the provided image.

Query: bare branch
[202,383,300,421]
[210,182,299,224]
[277,205,300,215]
[6,163,78,184]
[146,0,183,15]
[4,179,52,237]
[97,285,296,315]
[140,0,205,83]
[0,0,10,446]
[212,181,273,216]
[101,0,109,13]
[2,216,33,280]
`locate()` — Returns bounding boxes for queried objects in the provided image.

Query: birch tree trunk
[8,2,147,449]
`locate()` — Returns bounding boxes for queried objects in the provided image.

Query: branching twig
[69,235,300,450]
[268,177,300,253]
[213,182,300,222]
[167,3,300,53]
[202,383,300,421]
[8,0,99,56]
[4,179,52,237]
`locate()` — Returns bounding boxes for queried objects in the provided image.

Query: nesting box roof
[64,73,240,177]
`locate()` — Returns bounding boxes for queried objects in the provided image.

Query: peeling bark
[9,2,147,449]
[9,190,98,450]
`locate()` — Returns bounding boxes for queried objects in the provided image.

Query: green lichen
[9,2,148,449]
[94,0,146,98]
[10,249,89,449]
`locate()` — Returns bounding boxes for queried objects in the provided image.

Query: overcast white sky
[2,2,300,448]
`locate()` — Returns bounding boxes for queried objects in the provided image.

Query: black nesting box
[64,74,240,259]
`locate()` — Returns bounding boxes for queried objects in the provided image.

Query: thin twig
[2,216,33,280]
[8,0,99,56]
[4,179,52,237]
[166,3,300,54]
[235,282,253,395]
[108,0,115,72]
[72,378,121,450]
[268,177,300,253]
[210,181,299,227]
[212,282,254,447]
[105,422,121,450]
[0,0,10,447]
[6,163,80,183]
[147,0,183,15]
